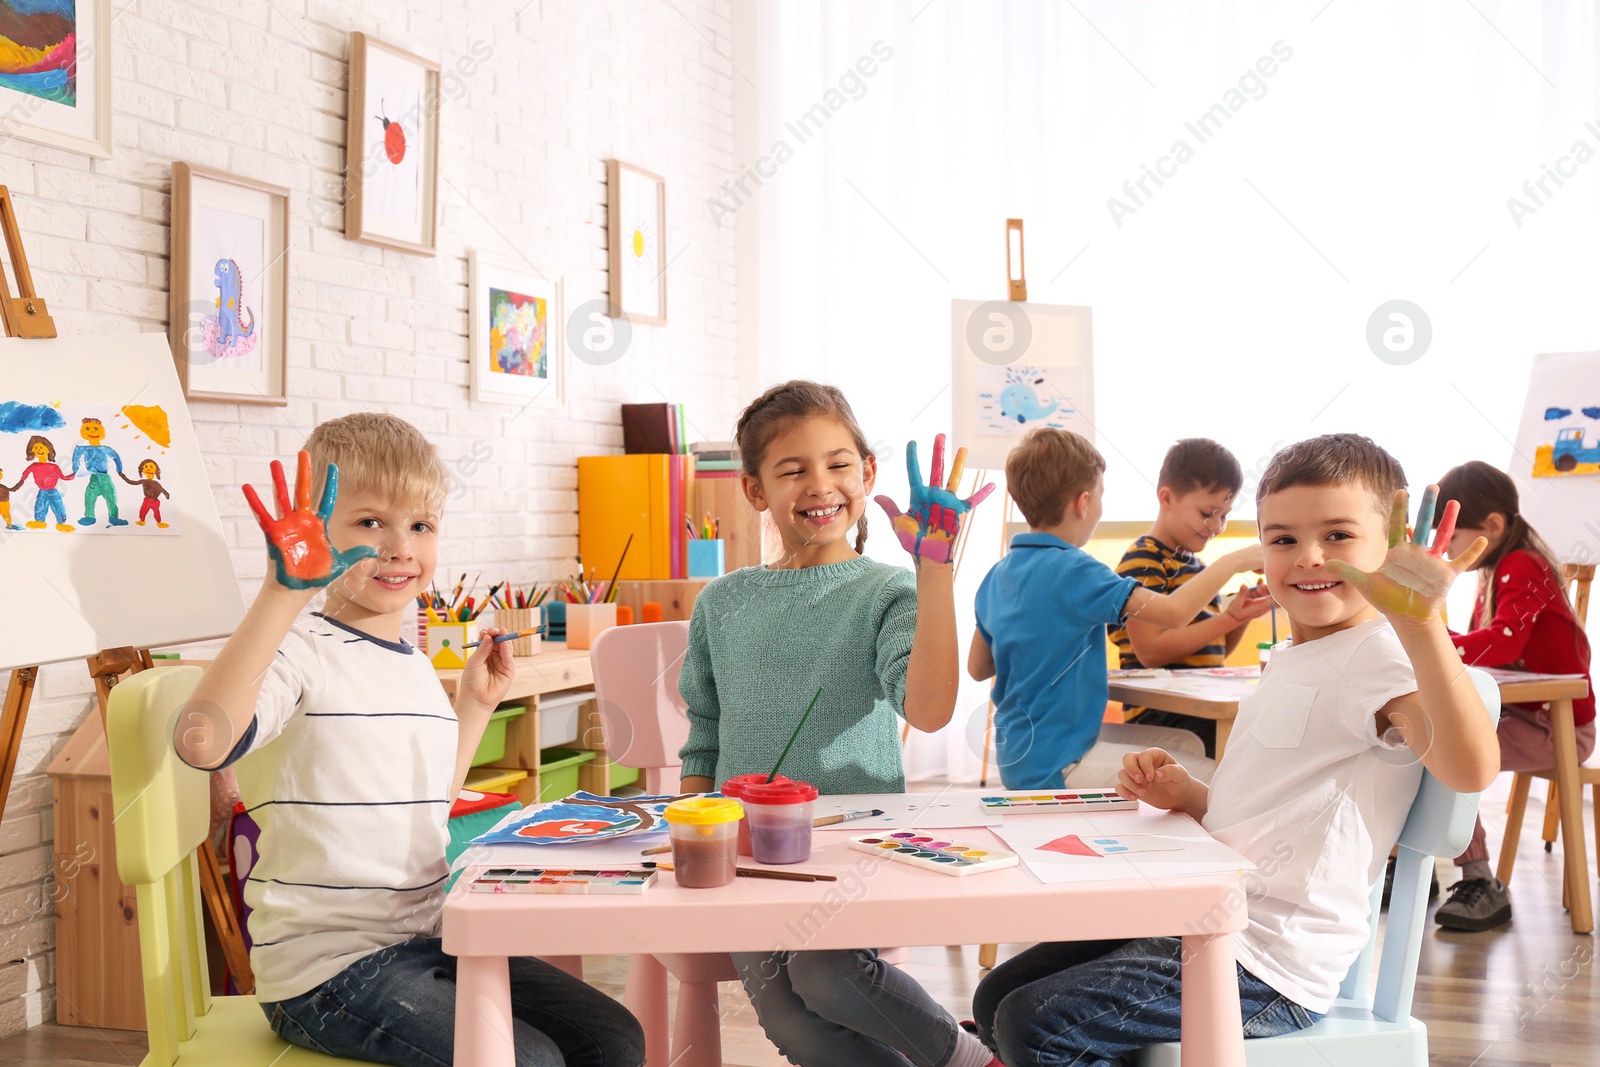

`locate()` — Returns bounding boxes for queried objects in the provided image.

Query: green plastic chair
[107,665,357,1065]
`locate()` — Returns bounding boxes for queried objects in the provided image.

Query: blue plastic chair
[1134,667,1500,1066]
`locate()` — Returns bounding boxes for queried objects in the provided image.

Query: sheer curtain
[731,0,1600,782]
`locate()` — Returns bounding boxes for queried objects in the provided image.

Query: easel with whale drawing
[0,185,255,1008]
[954,221,1097,968]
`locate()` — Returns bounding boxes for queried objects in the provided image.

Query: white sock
[1462,859,1494,883]
[945,1028,995,1067]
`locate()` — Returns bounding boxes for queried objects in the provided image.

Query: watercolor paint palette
[847,832,1018,876]
[980,790,1138,814]
[468,867,658,894]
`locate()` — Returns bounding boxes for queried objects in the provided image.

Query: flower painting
[469,251,564,407]
[489,287,547,379]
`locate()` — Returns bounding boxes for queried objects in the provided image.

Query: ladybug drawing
[375,99,406,164]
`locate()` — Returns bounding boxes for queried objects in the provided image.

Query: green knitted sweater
[677,556,918,794]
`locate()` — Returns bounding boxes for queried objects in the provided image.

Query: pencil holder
[541,602,566,641]
[565,603,617,650]
[426,621,479,669]
[493,608,541,656]
[688,539,726,578]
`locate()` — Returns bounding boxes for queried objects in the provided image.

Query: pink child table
[443,826,1250,1067]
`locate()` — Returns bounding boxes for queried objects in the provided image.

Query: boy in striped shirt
[1108,438,1273,756]
[174,413,643,1067]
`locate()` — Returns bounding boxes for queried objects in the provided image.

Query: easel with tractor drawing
[0,185,255,1011]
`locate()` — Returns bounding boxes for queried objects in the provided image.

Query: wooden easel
[0,185,255,996]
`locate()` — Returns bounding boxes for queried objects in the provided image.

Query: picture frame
[607,159,667,324]
[468,250,565,408]
[344,31,440,256]
[169,162,290,406]
[0,0,113,158]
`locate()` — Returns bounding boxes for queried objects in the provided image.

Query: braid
[854,513,868,553]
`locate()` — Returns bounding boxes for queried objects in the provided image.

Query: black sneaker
[1433,877,1512,931]
[1380,855,1440,908]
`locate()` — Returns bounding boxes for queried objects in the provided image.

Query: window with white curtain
[729,0,1600,782]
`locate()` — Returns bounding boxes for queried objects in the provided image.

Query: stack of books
[690,441,739,477]
[621,403,689,455]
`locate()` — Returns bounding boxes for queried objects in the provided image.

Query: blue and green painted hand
[874,434,996,564]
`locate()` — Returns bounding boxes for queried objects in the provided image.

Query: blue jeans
[732,948,963,1066]
[260,937,644,1067]
[973,936,1320,1067]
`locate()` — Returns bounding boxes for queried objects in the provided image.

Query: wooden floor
[5,774,1599,1066]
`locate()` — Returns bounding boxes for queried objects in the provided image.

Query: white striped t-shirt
[231,613,458,1003]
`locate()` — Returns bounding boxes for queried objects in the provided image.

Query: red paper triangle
[1039,834,1103,857]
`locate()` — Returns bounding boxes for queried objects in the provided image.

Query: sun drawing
[628,210,656,267]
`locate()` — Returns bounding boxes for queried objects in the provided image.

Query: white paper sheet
[992,809,1257,884]
[810,791,1001,831]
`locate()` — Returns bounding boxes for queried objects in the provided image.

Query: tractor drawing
[1553,427,1600,472]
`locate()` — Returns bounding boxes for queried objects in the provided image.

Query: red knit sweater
[1449,548,1594,727]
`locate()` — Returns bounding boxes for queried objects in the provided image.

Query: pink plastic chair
[590,622,909,1067]
[591,622,734,1067]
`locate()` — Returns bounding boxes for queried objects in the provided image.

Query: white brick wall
[0,0,736,1035]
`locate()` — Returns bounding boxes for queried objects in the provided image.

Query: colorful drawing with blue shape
[71,417,128,526]
[1000,375,1059,423]
[488,287,548,378]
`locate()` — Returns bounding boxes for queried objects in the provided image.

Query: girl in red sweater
[1432,460,1593,931]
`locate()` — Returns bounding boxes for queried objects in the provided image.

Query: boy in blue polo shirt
[969,428,1265,789]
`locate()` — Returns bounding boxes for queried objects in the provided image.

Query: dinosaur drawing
[213,259,256,347]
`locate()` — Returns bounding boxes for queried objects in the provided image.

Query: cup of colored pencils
[491,607,541,656]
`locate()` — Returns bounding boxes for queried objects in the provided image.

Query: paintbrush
[812,808,884,827]
[602,533,634,604]
[767,687,823,783]
[642,862,836,882]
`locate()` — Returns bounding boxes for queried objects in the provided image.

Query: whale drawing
[1000,380,1059,424]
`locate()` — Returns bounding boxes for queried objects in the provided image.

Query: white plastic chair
[1134,667,1500,1066]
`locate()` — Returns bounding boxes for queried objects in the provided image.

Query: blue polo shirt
[974,532,1139,789]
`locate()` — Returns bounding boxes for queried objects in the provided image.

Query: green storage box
[539,748,597,802]
[609,764,640,790]
[471,705,527,766]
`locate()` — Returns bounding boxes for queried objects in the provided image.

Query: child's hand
[873,434,996,565]
[1224,581,1274,624]
[1115,748,1193,810]
[1326,486,1486,622]
[242,451,376,591]
[458,626,516,708]
[1220,543,1265,577]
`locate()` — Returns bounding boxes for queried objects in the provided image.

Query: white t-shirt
[231,613,458,1003]
[1203,619,1424,1013]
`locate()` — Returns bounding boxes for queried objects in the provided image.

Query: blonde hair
[1006,428,1105,528]
[304,413,448,515]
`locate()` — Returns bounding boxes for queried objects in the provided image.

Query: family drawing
[1,418,170,531]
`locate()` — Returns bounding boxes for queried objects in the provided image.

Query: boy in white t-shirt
[972,434,1500,1066]
[174,414,644,1067]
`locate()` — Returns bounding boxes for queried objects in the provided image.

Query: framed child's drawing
[951,300,1095,470]
[607,159,667,324]
[0,0,112,157]
[468,250,564,408]
[169,162,290,405]
[345,31,440,256]
[0,333,244,671]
